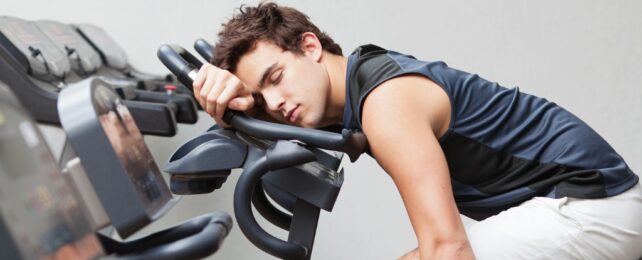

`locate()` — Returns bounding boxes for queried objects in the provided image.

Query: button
[164,84,177,95]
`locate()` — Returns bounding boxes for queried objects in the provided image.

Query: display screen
[0,103,103,259]
[92,87,172,211]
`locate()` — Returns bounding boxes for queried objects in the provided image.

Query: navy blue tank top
[343,44,638,220]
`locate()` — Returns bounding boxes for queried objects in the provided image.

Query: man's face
[235,40,330,128]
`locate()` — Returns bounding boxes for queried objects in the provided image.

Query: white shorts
[465,181,642,260]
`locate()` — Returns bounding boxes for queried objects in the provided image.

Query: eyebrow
[258,62,278,88]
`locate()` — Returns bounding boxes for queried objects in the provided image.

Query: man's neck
[320,52,348,126]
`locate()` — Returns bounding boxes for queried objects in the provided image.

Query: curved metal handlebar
[157,44,366,161]
[157,44,202,91]
[233,141,318,259]
[99,212,232,259]
[194,38,215,62]
[224,112,366,161]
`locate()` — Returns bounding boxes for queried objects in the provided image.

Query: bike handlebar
[157,44,366,161]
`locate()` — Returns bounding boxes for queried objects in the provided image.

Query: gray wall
[5,0,642,259]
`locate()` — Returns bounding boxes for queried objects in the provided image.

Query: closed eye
[270,70,283,85]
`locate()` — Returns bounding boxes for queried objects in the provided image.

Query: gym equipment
[0,14,236,256]
[35,19,199,125]
[0,16,184,136]
[0,78,233,259]
[0,81,104,259]
[57,77,232,258]
[157,44,367,259]
[59,77,175,236]
[74,23,191,94]
[194,38,214,62]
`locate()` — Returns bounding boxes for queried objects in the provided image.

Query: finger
[214,79,244,119]
[228,95,255,111]
[198,66,222,106]
[201,71,223,114]
[192,64,210,97]
[204,76,226,117]
[192,68,207,106]
[198,68,217,102]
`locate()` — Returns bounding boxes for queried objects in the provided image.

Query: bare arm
[361,75,474,259]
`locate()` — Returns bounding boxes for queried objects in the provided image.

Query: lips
[287,105,300,123]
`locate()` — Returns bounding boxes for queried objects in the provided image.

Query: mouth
[287,105,300,123]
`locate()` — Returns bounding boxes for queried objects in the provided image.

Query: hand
[193,63,256,128]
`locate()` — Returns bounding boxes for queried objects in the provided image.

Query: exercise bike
[157,44,367,259]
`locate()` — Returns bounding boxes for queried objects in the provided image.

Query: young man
[193,3,642,259]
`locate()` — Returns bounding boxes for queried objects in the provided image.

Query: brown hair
[212,2,343,72]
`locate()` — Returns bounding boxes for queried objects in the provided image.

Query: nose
[261,88,285,115]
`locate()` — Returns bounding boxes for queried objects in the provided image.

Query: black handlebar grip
[224,112,367,162]
[157,44,202,90]
[194,39,215,62]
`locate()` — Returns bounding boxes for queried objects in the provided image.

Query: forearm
[395,173,476,260]
[419,236,475,260]
[398,164,473,259]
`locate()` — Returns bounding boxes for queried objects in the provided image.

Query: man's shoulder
[347,44,404,102]
[349,44,389,58]
[347,44,425,92]
[345,45,402,129]
[346,44,446,129]
[362,75,451,136]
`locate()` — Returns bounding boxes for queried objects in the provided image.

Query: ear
[300,32,323,62]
